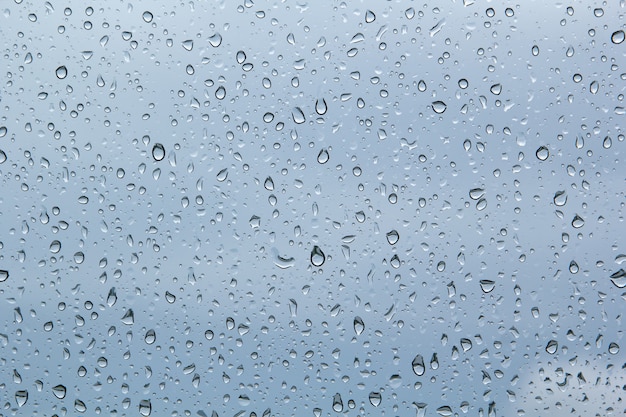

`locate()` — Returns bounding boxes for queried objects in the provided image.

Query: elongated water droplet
[315,98,327,115]
[139,399,152,416]
[369,391,381,407]
[412,354,425,376]
[469,188,485,200]
[353,316,364,335]
[216,168,228,182]
[589,80,599,94]
[145,329,156,344]
[332,393,343,412]
[610,269,626,288]
[292,107,306,124]
[264,176,274,191]
[152,143,165,161]
[310,245,325,267]
[317,148,329,164]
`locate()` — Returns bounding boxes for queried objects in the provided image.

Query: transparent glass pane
[0,1,624,416]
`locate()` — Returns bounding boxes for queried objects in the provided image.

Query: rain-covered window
[0,1,624,416]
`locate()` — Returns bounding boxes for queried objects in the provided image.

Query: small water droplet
[589,80,599,94]
[139,399,152,416]
[121,309,134,325]
[569,261,579,274]
[315,98,327,115]
[469,188,485,200]
[310,245,326,267]
[216,168,228,182]
[365,10,376,23]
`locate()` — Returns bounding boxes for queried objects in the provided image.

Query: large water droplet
[611,30,625,44]
[332,393,343,412]
[571,214,585,228]
[0,270,8,282]
[535,146,549,161]
[412,354,425,376]
[432,101,447,114]
[121,309,134,325]
[208,33,222,47]
[369,391,382,407]
[310,245,326,267]
[469,188,484,200]
[139,399,152,416]
[292,107,306,124]
[216,168,228,182]
[317,148,329,164]
[479,279,496,293]
[553,190,567,206]
[142,11,153,23]
[545,339,558,354]
[589,80,599,94]
[145,329,156,344]
[152,143,165,161]
[353,316,364,335]
[365,10,376,23]
[315,98,327,115]
[386,230,399,245]
[55,65,67,79]
[52,384,67,399]
[610,269,626,288]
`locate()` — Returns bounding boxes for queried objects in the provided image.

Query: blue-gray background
[0,1,624,416]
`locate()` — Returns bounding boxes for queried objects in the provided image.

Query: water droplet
[355,211,366,223]
[0,270,9,282]
[145,329,156,344]
[589,80,599,94]
[216,168,228,182]
[107,287,117,307]
[142,11,153,23]
[535,146,549,161]
[332,393,343,412]
[571,214,585,229]
[569,261,579,274]
[52,384,66,399]
[55,65,67,79]
[386,230,399,245]
[458,78,468,89]
[121,309,134,325]
[608,342,620,354]
[0,149,6,164]
[553,190,567,206]
[369,392,382,407]
[610,269,626,288]
[208,33,222,47]
[317,148,329,164]
[50,240,61,253]
[479,279,496,293]
[264,176,274,191]
[418,80,427,92]
[152,143,165,161]
[489,83,502,95]
[15,390,28,407]
[310,245,325,267]
[611,30,625,44]
[315,98,327,115]
[405,7,415,19]
[469,188,485,200]
[436,405,453,416]
[412,354,425,376]
[545,339,558,354]
[432,101,447,114]
[476,198,487,211]
[365,10,376,23]
[292,107,306,124]
[215,86,226,100]
[353,316,364,335]
[182,39,194,51]
[139,400,152,416]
